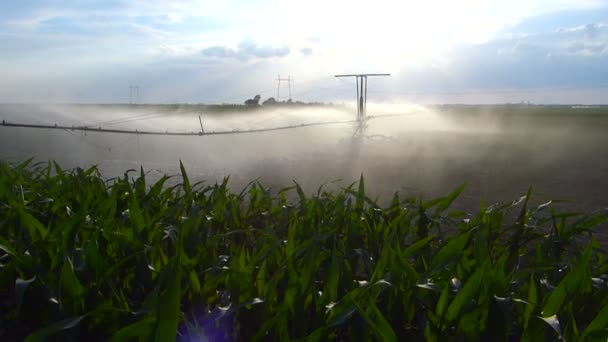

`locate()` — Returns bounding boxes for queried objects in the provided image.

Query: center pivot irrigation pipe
[0,119,359,136]
[0,113,402,137]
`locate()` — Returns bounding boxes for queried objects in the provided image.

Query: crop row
[1,159,607,341]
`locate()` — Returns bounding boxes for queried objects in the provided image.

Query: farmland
[1,159,607,340]
[1,103,607,213]
[1,104,608,340]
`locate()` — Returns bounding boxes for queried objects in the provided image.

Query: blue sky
[0,0,607,104]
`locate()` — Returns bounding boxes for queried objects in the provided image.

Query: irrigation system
[0,118,360,136]
[0,73,390,138]
[334,73,390,122]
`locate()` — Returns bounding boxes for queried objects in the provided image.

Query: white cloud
[202,41,290,60]
[300,48,313,56]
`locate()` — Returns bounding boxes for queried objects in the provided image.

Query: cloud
[556,22,608,36]
[2,1,608,103]
[202,41,290,60]
[300,47,313,56]
[387,17,608,102]
[201,46,236,58]
[566,41,607,56]
[456,39,608,89]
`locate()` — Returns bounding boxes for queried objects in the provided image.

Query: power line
[209,75,336,104]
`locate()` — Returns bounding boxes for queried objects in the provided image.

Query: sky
[0,0,607,104]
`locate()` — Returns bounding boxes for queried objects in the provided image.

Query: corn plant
[0,159,607,341]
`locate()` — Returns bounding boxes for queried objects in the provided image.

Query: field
[1,104,608,340]
[1,159,607,340]
[1,104,607,212]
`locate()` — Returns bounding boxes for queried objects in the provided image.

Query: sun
[257,0,505,73]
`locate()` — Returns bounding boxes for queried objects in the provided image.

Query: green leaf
[356,302,397,342]
[514,186,532,229]
[356,174,365,210]
[582,301,608,339]
[402,236,433,259]
[293,180,307,206]
[0,239,33,270]
[24,315,85,342]
[110,316,155,342]
[15,276,36,316]
[129,192,145,231]
[573,211,608,231]
[18,209,47,240]
[154,260,182,340]
[326,300,357,328]
[436,282,451,322]
[214,297,265,319]
[542,242,593,317]
[53,160,64,177]
[430,231,471,273]
[17,157,34,170]
[537,315,562,340]
[524,276,537,329]
[84,238,107,280]
[188,270,201,294]
[325,253,340,302]
[435,183,466,215]
[302,326,327,342]
[286,220,298,258]
[0,242,17,257]
[446,260,488,322]
[61,258,85,299]
[138,166,146,192]
[179,160,191,193]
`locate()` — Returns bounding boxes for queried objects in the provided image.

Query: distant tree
[262,97,277,105]
[245,94,261,106]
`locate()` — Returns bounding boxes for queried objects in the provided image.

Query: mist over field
[1,0,607,209]
[2,103,607,217]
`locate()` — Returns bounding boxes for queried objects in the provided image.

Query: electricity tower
[276,75,292,101]
[129,85,140,104]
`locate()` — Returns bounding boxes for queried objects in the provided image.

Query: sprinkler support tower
[334,73,390,122]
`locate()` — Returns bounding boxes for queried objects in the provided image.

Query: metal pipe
[0,119,360,137]
[364,76,368,119]
[356,77,360,120]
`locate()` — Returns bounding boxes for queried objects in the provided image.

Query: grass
[1,159,607,341]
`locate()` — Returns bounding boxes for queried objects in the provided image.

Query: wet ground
[1,104,607,234]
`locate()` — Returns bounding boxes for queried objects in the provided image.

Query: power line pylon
[129,85,140,104]
[334,73,390,122]
[276,75,292,101]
